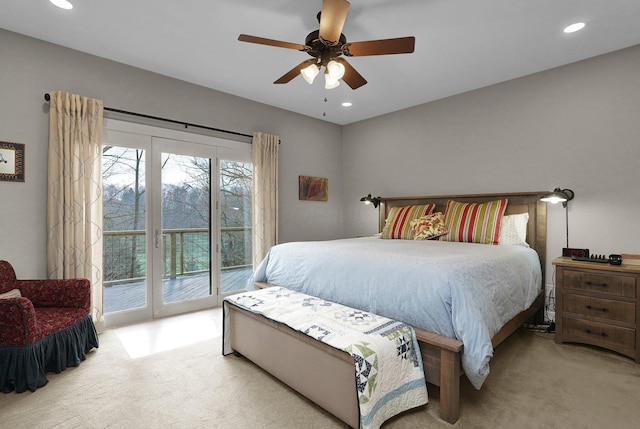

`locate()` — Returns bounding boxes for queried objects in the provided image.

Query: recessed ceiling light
[50,0,73,10]
[563,22,585,33]
[341,102,353,107]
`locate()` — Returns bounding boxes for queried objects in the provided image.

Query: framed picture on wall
[0,141,25,182]
[299,175,328,201]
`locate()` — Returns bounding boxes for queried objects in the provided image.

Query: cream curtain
[47,91,105,332]
[251,132,279,268]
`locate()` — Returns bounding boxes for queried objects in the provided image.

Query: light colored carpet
[2,314,640,429]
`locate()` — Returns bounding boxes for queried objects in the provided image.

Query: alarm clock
[563,248,589,258]
[609,254,622,265]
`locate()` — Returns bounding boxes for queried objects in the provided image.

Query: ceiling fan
[238,0,415,90]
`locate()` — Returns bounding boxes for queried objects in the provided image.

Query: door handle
[155,229,162,249]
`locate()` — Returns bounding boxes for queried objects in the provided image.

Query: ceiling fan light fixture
[238,0,415,90]
[324,73,340,89]
[300,63,320,84]
[326,60,346,80]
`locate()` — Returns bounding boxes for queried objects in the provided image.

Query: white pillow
[499,213,529,247]
[0,288,22,299]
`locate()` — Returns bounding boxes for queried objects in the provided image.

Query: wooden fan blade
[336,58,367,90]
[238,34,308,51]
[319,0,350,43]
[343,36,415,56]
[274,60,316,84]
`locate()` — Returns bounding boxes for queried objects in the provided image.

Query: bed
[250,191,547,423]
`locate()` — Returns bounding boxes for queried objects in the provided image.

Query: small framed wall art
[299,175,328,201]
[0,141,25,182]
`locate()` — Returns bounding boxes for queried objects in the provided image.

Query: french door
[102,123,252,327]
[151,137,217,319]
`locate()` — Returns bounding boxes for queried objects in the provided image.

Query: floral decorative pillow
[410,212,448,240]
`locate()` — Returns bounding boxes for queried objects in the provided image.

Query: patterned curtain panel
[47,91,105,332]
[251,132,279,268]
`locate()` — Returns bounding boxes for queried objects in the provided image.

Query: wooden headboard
[378,192,548,283]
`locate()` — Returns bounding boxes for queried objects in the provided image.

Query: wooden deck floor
[104,267,253,314]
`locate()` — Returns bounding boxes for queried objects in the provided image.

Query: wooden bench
[224,288,431,428]
[225,303,360,427]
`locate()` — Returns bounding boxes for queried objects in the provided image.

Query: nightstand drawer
[563,317,636,350]
[563,294,635,325]
[564,270,636,298]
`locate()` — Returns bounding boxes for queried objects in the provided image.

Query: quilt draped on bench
[223,287,428,429]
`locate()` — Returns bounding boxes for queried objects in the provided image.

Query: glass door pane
[102,129,154,327]
[219,154,253,296]
[151,137,217,318]
[218,148,253,297]
[160,152,212,305]
[103,146,147,312]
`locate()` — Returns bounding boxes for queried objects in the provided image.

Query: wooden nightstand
[552,257,640,362]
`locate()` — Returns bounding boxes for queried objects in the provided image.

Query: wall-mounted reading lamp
[540,188,574,208]
[540,188,575,248]
[360,194,381,208]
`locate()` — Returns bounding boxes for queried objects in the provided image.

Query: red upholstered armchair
[0,260,99,393]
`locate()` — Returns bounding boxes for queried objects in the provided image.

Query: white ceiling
[2,0,640,125]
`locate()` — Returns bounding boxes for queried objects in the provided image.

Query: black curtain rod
[44,92,257,141]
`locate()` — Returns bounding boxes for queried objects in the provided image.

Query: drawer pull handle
[585,329,608,338]
[584,281,608,288]
[585,305,609,313]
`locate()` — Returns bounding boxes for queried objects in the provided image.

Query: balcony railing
[103,227,251,287]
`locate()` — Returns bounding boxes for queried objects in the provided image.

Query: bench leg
[439,348,461,424]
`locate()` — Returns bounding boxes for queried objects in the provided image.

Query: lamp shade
[301,63,320,84]
[326,60,346,80]
[360,194,381,208]
[324,73,340,89]
[541,188,575,207]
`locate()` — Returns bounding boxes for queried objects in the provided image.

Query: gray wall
[2,26,639,296]
[343,44,640,286]
[0,29,344,277]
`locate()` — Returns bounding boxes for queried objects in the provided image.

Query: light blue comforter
[250,237,542,389]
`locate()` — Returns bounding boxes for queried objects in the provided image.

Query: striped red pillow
[441,199,508,245]
[381,204,436,239]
